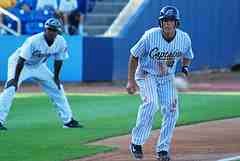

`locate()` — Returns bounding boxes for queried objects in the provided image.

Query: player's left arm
[181,33,194,77]
[54,60,63,89]
[181,58,192,76]
[53,38,69,89]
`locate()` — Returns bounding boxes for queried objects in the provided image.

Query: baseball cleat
[156,151,170,161]
[129,143,143,160]
[0,122,7,131]
[63,118,83,128]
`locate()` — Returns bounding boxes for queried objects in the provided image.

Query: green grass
[1,92,240,161]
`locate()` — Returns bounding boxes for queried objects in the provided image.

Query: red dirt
[74,118,240,161]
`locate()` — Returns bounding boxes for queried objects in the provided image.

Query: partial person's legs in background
[55,11,70,34]
[0,13,6,35]
[68,9,85,35]
[63,13,69,34]
[78,13,84,35]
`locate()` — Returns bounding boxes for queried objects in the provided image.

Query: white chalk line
[217,155,240,161]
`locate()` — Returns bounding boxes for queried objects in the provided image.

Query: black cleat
[0,122,7,131]
[63,118,83,128]
[156,151,171,161]
[129,143,143,160]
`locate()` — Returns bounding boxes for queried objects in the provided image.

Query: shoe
[129,143,143,160]
[63,118,83,128]
[0,122,7,131]
[156,151,170,161]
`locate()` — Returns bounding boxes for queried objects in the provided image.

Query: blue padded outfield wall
[0,35,83,82]
[0,36,27,82]
[1,0,240,82]
[113,0,240,80]
[82,37,113,81]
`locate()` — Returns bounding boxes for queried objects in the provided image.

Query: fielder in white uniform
[0,18,83,131]
[127,6,194,161]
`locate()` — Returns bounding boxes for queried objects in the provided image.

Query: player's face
[45,28,58,41]
[162,18,176,34]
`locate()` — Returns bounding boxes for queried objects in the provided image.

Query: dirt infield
[74,118,240,161]
[1,71,240,93]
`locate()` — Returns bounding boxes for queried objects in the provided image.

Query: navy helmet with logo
[158,5,180,27]
[44,18,62,33]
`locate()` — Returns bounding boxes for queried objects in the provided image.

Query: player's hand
[53,77,61,90]
[181,66,189,77]
[126,79,137,95]
[5,79,18,91]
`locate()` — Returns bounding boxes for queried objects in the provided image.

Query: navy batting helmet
[158,5,180,27]
[44,18,62,33]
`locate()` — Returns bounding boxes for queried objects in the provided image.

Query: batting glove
[182,66,189,77]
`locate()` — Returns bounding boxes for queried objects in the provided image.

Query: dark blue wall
[160,0,240,70]
[112,37,128,80]
[113,0,240,80]
[1,0,240,82]
[82,37,113,81]
[113,1,160,80]
[48,35,83,82]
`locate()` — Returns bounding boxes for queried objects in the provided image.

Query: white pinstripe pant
[131,74,179,152]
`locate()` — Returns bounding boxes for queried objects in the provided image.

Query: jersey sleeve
[55,38,69,60]
[19,38,33,60]
[130,31,148,58]
[183,33,194,59]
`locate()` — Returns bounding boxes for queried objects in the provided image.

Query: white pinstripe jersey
[11,32,69,68]
[131,28,194,78]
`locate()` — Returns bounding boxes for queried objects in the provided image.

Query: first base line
[217,156,240,161]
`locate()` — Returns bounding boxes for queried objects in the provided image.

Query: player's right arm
[5,37,32,91]
[53,60,63,90]
[53,37,69,90]
[126,31,148,95]
[181,33,194,77]
[6,57,26,91]
[126,55,138,95]
[14,57,25,81]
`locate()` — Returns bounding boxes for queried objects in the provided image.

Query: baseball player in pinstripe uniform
[127,6,194,161]
[0,18,83,131]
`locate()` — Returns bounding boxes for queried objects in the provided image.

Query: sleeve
[130,31,148,58]
[19,38,33,60]
[183,33,194,59]
[55,38,69,60]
